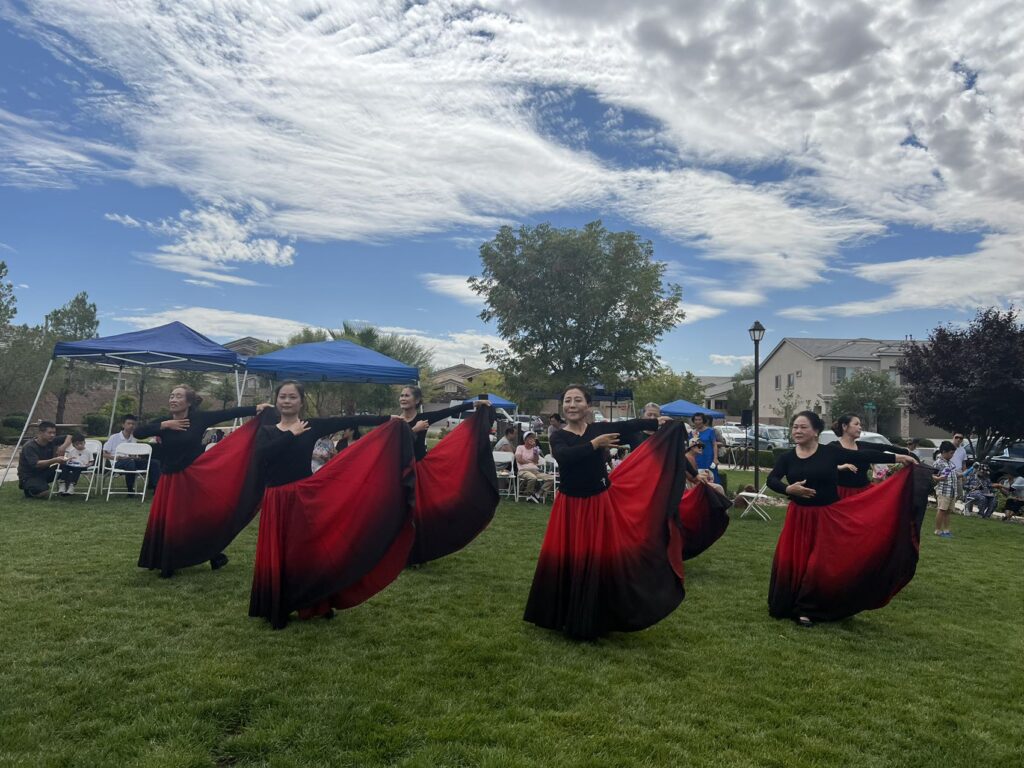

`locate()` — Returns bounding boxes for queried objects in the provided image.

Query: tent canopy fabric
[51,321,242,371]
[659,399,725,419]
[463,393,516,409]
[244,340,418,384]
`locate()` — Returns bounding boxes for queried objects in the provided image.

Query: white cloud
[114,306,317,342]
[419,273,483,307]
[709,354,755,367]
[107,203,295,285]
[678,303,725,324]
[702,288,765,306]
[3,0,1023,310]
[378,325,506,368]
[16,283,29,289]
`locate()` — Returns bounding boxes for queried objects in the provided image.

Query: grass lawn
[1,485,1021,768]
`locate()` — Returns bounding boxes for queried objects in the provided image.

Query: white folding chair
[49,439,103,501]
[492,451,516,499]
[736,483,772,521]
[106,442,152,503]
[543,454,559,500]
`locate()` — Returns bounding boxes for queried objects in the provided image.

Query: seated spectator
[515,431,554,503]
[105,414,160,492]
[311,434,338,473]
[336,426,361,453]
[625,403,662,450]
[59,432,94,495]
[494,426,516,453]
[203,428,226,446]
[964,465,997,518]
[18,421,70,499]
[546,413,564,439]
[999,473,1024,522]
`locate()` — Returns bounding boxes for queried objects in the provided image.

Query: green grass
[1,486,1022,768]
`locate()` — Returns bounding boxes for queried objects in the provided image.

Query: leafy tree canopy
[829,369,902,432]
[470,221,684,399]
[898,307,1024,460]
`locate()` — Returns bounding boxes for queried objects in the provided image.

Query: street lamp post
[749,321,766,493]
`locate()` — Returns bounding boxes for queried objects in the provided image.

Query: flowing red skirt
[836,484,870,499]
[249,420,416,629]
[408,409,499,565]
[768,465,931,622]
[678,482,732,560]
[523,422,689,640]
[138,419,263,572]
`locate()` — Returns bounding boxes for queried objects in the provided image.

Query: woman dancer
[833,413,914,499]
[137,385,270,578]
[689,413,721,484]
[767,411,928,627]
[396,386,476,461]
[523,385,690,640]
[396,388,500,565]
[249,381,414,628]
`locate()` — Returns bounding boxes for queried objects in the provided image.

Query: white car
[443,406,514,430]
[717,425,746,446]
[818,429,892,446]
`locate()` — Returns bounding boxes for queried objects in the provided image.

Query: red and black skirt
[768,464,931,623]
[523,422,689,640]
[408,408,499,565]
[249,420,416,629]
[836,484,870,500]
[138,419,263,573]
[678,481,732,560]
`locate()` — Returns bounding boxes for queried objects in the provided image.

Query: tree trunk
[55,361,73,423]
[137,375,146,419]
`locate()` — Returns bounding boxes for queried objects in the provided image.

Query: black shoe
[323,608,336,620]
[159,569,175,579]
[210,553,229,570]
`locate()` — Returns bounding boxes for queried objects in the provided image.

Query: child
[60,433,94,495]
[932,440,960,537]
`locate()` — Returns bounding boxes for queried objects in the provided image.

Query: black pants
[114,458,161,490]
[61,465,88,486]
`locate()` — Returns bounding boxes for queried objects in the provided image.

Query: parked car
[988,442,1024,482]
[818,429,892,447]
[443,406,514,430]
[717,425,746,446]
[738,425,793,450]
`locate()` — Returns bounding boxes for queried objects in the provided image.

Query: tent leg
[106,366,124,437]
[2,359,53,485]
[233,369,244,426]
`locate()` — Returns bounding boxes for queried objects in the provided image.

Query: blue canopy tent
[659,399,725,419]
[3,322,244,483]
[243,340,419,384]
[462,393,516,411]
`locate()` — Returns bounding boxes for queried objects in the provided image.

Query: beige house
[757,337,944,438]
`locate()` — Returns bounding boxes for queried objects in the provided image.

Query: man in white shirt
[104,414,159,491]
[950,434,968,473]
[494,427,516,453]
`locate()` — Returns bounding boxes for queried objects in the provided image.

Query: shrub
[83,413,109,437]
[2,415,27,429]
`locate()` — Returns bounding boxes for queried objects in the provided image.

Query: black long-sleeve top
[624,429,654,452]
[405,403,473,461]
[551,419,659,498]
[768,442,894,506]
[134,406,256,474]
[257,409,390,487]
[836,440,914,488]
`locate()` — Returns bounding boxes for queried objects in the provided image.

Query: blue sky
[2,1,1021,373]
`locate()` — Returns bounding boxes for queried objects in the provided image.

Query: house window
[830,366,847,384]
[774,375,781,390]
[786,373,795,387]
[887,369,901,384]
[444,382,457,393]
[795,370,802,378]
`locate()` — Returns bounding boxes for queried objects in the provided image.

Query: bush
[83,413,109,437]
[917,438,936,448]
[2,414,27,429]
[0,426,21,445]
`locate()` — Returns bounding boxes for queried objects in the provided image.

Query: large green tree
[725,363,755,416]
[898,307,1024,460]
[0,324,50,416]
[469,221,684,398]
[44,292,100,423]
[633,367,705,408]
[829,369,902,432]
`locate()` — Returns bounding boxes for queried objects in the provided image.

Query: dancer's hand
[412,420,429,433]
[657,416,672,427]
[161,418,190,431]
[390,414,404,420]
[894,454,917,466]
[591,432,620,450]
[786,480,816,499]
[837,463,857,473]
[287,420,310,436]
[475,399,492,408]
[255,403,272,414]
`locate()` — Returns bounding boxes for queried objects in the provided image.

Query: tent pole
[1,359,54,485]
[107,366,124,437]
[233,369,243,426]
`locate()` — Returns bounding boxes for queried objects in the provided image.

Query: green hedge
[83,413,109,437]
[2,414,27,429]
